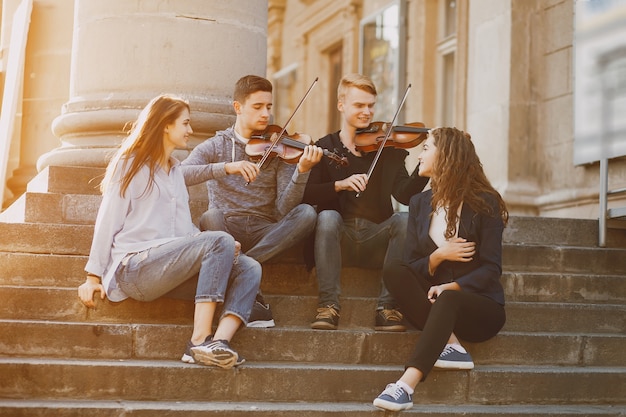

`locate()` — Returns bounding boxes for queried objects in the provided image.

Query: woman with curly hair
[373,127,509,411]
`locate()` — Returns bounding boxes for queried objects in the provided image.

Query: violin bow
[356,83,412,198]
[252,77,319,171]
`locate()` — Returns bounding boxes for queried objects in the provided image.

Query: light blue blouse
[85,157,198,302]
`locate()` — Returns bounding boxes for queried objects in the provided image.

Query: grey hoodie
[181,126,311,222]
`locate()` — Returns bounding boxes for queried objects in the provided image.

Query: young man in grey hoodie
[182,75,323,327]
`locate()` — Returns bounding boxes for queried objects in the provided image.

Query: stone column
[38,0,268,169]
[6,0,73,204]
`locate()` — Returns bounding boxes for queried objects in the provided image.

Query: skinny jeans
[200,204,317,263]
[384,260,505,380]
[114,230,261,324]
[315,210,407,310]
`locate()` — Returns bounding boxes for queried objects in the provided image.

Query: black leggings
[384,260,506,380]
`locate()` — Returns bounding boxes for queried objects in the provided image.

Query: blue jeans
[200,204,317,263]
[314,210,408,310]
[114,231,261,324]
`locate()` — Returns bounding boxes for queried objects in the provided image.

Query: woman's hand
[428,281,461,303]
[436,237,476,262]
[428,237,476,275]
[78,275,106,308]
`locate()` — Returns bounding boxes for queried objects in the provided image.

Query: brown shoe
[311,304,340,330]
[375,308,406,332]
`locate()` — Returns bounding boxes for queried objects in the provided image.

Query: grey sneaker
[247,295,275,328]
[190,339,239,369]
[181,335,212,364]
[311,304,340,330]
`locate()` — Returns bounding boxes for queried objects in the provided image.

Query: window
[574,0,626,164]
[327,44,343,132]
[360,0,407,122]
[272,63,298,127]
[437,0,457,126]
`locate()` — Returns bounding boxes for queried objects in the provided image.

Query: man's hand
[225,160,260,183]
[78,275,106,308]
[297,144,324,173]
[335,173,368,193]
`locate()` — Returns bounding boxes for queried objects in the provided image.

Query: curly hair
[429,127,509,239]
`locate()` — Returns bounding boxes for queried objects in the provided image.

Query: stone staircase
[0,165,625,416]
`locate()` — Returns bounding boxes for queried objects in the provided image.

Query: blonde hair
[337,73,377,102]
[101,94,190,197]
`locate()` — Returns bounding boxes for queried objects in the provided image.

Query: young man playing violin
[182,74,324,327]
[303,73,428,331]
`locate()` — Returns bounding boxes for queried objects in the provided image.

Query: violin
[247,124,348,167]
[355,121,429,153]
[356,84,414,197]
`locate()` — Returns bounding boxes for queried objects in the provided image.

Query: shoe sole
[374,325,406,332]
[434,359,474,370]
[190,346,237,369]
[246,319,275,328]
[311,322,338,330]
[373,398,413,411]
[181,353,195,364]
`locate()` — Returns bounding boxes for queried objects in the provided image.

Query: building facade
[1,0,626,220]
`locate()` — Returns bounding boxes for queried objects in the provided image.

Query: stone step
[2,220,626,273]
[2,251,625,304]
[0,401,625,417]
[502,216,626,248]
[3,165,626,248]
[1,357,623,404]
[0,319,623,367]
[12,189,207,225]
[0,287,623,334]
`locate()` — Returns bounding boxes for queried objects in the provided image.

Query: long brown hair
[429,127,508,239]
[101,94,190,197]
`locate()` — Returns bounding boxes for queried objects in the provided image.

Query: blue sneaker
[434,344,474,370]
[373,383,413,411]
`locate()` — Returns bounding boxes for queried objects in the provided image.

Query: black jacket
[406,189,506,305]
[303,131,428,223]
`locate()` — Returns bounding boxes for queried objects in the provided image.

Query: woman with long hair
[373,127,508,411]
[78,94,261,369]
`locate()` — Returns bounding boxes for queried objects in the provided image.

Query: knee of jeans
[200,209,225,232]
[318,210,342,230]
[296,204,318,226]
[201,230,235,249]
